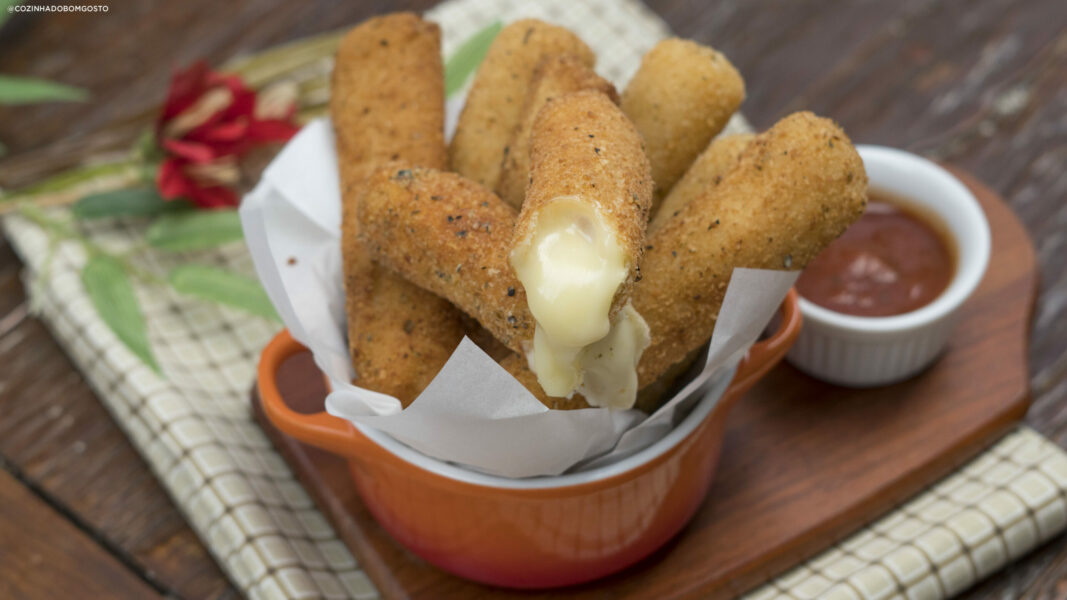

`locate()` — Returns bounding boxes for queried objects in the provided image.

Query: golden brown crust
[496,55,618,209]
[499,112,867,411]
[332,13,464,406]
[333,13,448,187]
[515,90,653,317]
[461,315,513,362]
[634,111,868,386]
[356,166,534,354]
[449,19,595,191]
[621,38,745,216]
[650,133,754,233]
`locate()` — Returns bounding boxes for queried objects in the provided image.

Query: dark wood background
[0,1,1063,598]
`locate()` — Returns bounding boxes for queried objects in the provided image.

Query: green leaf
[72,187,191,220]
[0,74,88,105]
[81,255,160,372]
[146,210,244,251]
[444,21,502,98]
[169,264,279,321]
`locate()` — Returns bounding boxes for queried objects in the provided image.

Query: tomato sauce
[797,190,955,317]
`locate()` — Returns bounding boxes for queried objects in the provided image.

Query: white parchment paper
[241,119,797,478]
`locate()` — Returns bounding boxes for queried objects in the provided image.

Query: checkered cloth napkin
[4,0,1066,598]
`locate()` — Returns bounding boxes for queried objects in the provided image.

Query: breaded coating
[449,19,594,191]
[513,90,652,320]
[462,315,513,362]
[650,133,754,233]
[509,90,653,401]
[332,13,464,406]
[621,38,745,216]
[634,112,867,387]
[357,166,534,354]
[499,112,866,411]
[496,55,618,208]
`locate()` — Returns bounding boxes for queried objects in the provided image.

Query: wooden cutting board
[251,169,1035,599]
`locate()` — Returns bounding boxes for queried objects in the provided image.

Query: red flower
[155,61,299,209]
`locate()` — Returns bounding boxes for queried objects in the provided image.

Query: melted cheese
[511,196,647,406]
[576,302,650,409]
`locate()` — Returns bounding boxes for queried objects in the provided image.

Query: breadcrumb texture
[621,38,745,215]
[651,133,754,233]
[496,55,618,209]
[635,111,868,387]
[331,13,464,406]
[357,166,534,354]
[449,19,594,191]
[515,90,652,317]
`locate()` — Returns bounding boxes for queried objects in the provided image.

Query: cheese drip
[575,302,650,408]
[511,196,648,407]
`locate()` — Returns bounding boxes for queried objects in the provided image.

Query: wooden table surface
[0,1,1063,598]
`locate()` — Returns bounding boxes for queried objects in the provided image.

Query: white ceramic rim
[798,145,991,335]
[350,366,736,490]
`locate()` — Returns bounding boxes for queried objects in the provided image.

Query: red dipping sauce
[797,190,956,317]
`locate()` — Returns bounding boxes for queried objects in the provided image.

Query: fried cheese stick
[332,13,464,406]
[356,167,533,354]
[449,19,594,191]
[649,133,754,233]
[502,111,867,410]
[355,163,648,412]
[621,38,745,217]
[496,55,618,209]
[509,90,652,404]
[635,111,867,386]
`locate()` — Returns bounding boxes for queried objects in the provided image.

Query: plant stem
[0,160,140,215]
[15,203,163,285]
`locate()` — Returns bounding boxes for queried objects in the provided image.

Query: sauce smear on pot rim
[796,189,956,317]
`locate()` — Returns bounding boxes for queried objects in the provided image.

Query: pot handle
[257,329,370,458]
[729,288,802,394]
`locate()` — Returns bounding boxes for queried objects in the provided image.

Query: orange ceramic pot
[258,290,801,589]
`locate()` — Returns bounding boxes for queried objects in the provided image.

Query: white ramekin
[786,145,991,387]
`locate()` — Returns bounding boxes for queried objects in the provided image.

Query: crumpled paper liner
[240,119,797,478]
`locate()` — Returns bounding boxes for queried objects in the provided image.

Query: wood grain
[0,239,237,598]
[0,469,161,599]
[252,173,1036,598]
[0,0,1064,597]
